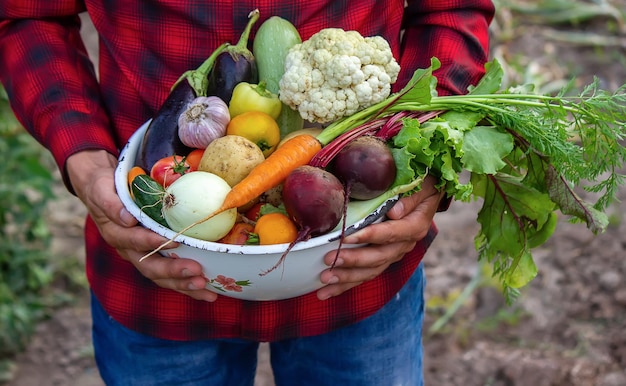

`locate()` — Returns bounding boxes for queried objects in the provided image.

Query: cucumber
[253,16,304,138]
[131,174,168,227]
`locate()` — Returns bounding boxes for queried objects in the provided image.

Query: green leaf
[504,251,538,289]
[475,173,556,268]
[396,57,440,104]
[544,166,609,234]
[461,126,515,174]
[467,58,504,95]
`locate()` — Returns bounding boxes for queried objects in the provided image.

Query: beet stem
[331,182,351,270]
[310,110,445,169]
[259,228,312,277]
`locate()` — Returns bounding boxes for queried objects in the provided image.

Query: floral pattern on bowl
[208,275,252,293]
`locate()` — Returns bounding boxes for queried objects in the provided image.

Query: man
[0,1,494,384]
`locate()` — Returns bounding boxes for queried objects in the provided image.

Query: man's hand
[316,175,444,300]
[66,149,218,302]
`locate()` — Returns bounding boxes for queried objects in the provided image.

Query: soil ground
[5,4,626,385]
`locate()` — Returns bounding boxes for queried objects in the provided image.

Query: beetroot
[330,136,396,200]
[282,165,345,237]
[261,165,345,275]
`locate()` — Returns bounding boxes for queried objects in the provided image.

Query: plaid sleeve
[398,0,495,95]
[0,1,116,192]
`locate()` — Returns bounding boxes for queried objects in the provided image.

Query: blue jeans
[91,264,425,386]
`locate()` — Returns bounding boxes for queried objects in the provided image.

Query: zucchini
[131,174,168,227]
[253,16,304,138]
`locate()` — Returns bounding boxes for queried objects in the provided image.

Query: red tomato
[244,202,265,221]
[218,222,255,245]
[150,155,195,188]
[185,148,205,170]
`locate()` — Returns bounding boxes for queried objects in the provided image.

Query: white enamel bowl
[115,121,397,301]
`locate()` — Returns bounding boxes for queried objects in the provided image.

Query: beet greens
[312,57,626,302]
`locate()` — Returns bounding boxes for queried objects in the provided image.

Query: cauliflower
[278,28,401,124]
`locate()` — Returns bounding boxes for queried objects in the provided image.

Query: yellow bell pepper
[228,81,282,120]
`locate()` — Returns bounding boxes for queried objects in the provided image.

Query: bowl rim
[115,120,398,255]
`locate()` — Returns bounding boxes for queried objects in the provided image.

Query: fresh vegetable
[150,155,194,188]
[253,212,298,245]
[260,165,345,274]
[134,43,228,171]
[218,222,255,245]
[184,148,205,170]
[243,202,265,221]
[226,111,281,157]
[177,96,230,148]
[228,81,282,120]
[162,172,237,241]
[278,28,400,124]
[130,174,168,227]
[144,133,323,258]
[312,57,626,301]
[253,15,305,137]
[277,127,323,148]
[127,166,147,189]
[258,184,284,207]
[329,135,396,200]
[526,211,558,249]
[144,51,625,302]
[212,133,322,212]
[198,135,265,187]
[134,81,196,171]
[206,9,260,103]
[282,165,345,237]
[245,201,286,221]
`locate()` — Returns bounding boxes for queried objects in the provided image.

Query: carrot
[222,134,322,209]
[127,166,147,199]
[127,166,147,188]
[141,134,322,260]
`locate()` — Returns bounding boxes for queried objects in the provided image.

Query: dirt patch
[5,4,626,386]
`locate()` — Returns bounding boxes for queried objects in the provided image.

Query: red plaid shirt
[0,0,493,341]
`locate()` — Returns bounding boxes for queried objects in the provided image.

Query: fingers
[342,202,433,246]
[66,150,217,301]
[344,177,443,246]
[315,175,444,300]
[316,240,416,300]
[385,175,443,220]
[124,250,218,302]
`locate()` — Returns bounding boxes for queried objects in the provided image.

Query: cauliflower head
[278,28,401,124]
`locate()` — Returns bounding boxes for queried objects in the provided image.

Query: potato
[259,184,284,207]
[198,135,265,187]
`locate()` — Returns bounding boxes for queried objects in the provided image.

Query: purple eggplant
[134,44,229,171]
[134,81,195,172]
[206,9,260,103]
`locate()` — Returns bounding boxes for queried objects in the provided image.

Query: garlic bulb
[178,96,230,148]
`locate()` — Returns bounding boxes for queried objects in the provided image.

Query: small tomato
[228,81,282,120]
[150,155,194,188]
[253,213,298,245]
[226,111,281,157]
[185,148,205,170]
[218,222,256,245]
[244,202,265,221]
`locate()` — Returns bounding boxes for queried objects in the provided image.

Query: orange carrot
[222,134,322,210]
[127,166,147,199]
[141,134,322,260]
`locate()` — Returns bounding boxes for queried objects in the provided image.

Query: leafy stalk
[314,57,626,302]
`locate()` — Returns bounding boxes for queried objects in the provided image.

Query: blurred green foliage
[0,85,60,378]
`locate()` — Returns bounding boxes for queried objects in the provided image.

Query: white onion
[162,171,237,241]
